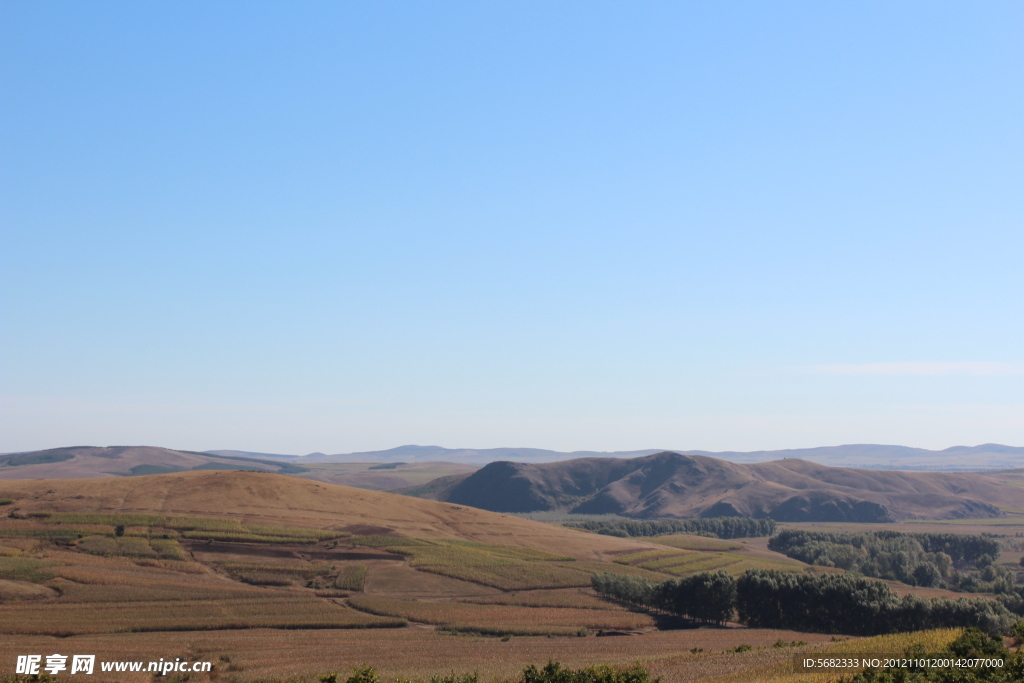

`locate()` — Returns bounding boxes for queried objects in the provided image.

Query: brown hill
[0,446,301,479]
[0,446,475,491]
[413,451,1022,522]
[0,470,647,559]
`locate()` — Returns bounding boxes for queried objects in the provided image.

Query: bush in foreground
[315,662,659,683]
[841,627,1024,683]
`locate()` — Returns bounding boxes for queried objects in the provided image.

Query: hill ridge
[408,451,1023,522]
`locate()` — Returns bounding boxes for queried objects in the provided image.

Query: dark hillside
[417,451,1022,522]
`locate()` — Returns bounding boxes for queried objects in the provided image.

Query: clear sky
[2,2,1022,455]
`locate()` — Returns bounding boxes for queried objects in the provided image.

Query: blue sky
[2,2,1022,455]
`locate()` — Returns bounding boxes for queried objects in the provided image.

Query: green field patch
[347,596,654,635]
[0,527,90,542]
[74,535,184,560]
[39,512,351,542]
[0,597,406,635]
[648,535,743,551]
[349,535,671,590]
[907,517,1024,526]
[567,560,671,580]
[640,551,733,571]
[76,535,157,558]
[211,560,335,580]
[349,536,430,548]
[377,540,591,590]
[180,531,318,544]
[465,588,622,611]
[615,549,691,566]
[440,539,575,561]
[46,512,168,527]
[616,546,801,577]
[649,554,742,575]
[335,564,368,591]
[165,516,247,531]
[243,525,346,540]
[148,539,184,559]
[0,556,56,583]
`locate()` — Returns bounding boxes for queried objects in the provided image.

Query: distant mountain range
[401,451,1024,522]
[0,446,474,490]
[0,446,308,479]
[3,445,1022,523]
[206,443,1024,471]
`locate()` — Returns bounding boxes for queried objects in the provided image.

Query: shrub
[521,661,659,683]
[335,565,368,591]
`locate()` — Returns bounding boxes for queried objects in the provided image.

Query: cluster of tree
[843,627,1024,683]
[591,571,735,625]
[997,585,1024,617]
[737,569,1015,636]
[947,562,1024,599]
[767,530,1003,587]
[567,517,776,539]
[592,569,1017,636]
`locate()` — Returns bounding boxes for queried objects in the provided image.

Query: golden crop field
[698,628,963,683]
[0,597,405,635]
[0,472,1004,683]
[648,535,744,552]
[465,588,624,611]
[372,539,595,590]
[614,548,802,577]
[347,596,656,635]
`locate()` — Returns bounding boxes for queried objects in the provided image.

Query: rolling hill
[403,451,1024,522]
[0,445,306,479]
[0,446,475,490]
[0,469,648,558]
[206,443,1024,470]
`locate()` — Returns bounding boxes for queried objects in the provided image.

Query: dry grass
[0,626,839,683]
[465,588,624,611]
[568,560,671,580]
[0,597,405,635]
[0,471,657,561]
[695,629,963,683]
[211,560,335,580]
[347,596,655,635]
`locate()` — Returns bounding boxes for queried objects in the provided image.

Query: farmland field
[465,588,623,610]
[613,547,803,577]
[0,597,404,635]
[0,471,1019,683]
[347,596,656,635]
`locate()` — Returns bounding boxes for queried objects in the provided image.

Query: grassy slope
[0,471,661,559]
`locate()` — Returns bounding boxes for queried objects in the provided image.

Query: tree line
[592,571,735,625]
[767,529,1004,587]
[592,569,1016,636]
[567,517,776,539]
